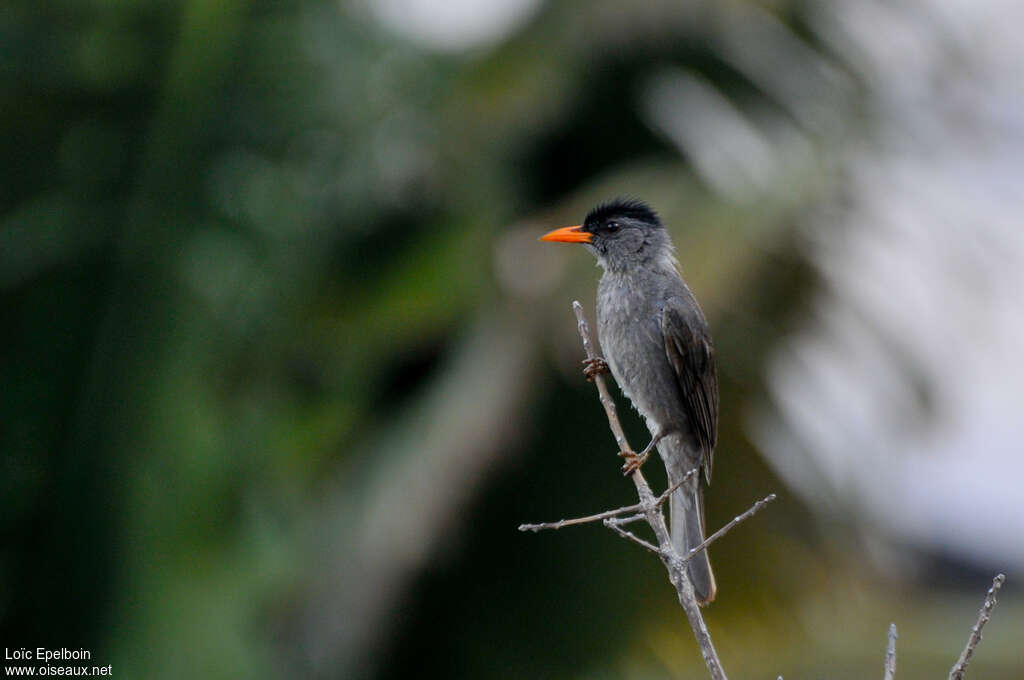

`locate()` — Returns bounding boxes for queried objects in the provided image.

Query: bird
[540,198,719,604]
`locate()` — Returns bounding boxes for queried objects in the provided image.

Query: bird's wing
[661,296,719,484]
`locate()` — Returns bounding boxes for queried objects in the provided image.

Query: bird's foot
[582,357,610,382]
[618,430,671,476]
[619,450,650,476]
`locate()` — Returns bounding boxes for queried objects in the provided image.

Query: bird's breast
[596,275,675,426]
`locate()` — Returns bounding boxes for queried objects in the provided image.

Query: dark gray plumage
[549,198,719,603]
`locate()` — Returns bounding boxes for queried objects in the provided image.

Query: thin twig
[604,519,661,553]
[656,468,700,505]
[681,494,776,563]
[884,623,897,680]
[948,573,1006,680]
[518,469,697,533]
[519,501,651,532]
[571,301,728,680]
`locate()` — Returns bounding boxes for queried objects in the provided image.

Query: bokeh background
[3,0,1023,677]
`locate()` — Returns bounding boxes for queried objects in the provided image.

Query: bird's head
[539,198,674,273]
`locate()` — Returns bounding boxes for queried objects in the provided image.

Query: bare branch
[681,494,777,563]
[948,573,1006,680]
[518,468,697,533]
[607,513,647,526]
[655,467,700,505]
[884,623,897,680]
[519,501,651,533]
[603,518,660,553]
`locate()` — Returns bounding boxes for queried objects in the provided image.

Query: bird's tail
[669,476,717,605]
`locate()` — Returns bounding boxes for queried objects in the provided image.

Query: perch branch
[884,623,897,680]
[948,573,1006,680]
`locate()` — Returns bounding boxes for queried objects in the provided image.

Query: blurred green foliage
[2,1,1019,679]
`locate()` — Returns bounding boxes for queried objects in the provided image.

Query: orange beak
[538,225,592,244]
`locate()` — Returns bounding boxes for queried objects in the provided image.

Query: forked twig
[518,469,697,533]
[517,502,653,533]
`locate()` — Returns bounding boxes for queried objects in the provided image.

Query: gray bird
[540,198,719,604]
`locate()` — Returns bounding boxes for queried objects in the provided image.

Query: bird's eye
[606,221,620,232]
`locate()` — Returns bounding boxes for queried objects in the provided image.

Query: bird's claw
[619,450,650,476]
[582,357,610,382]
